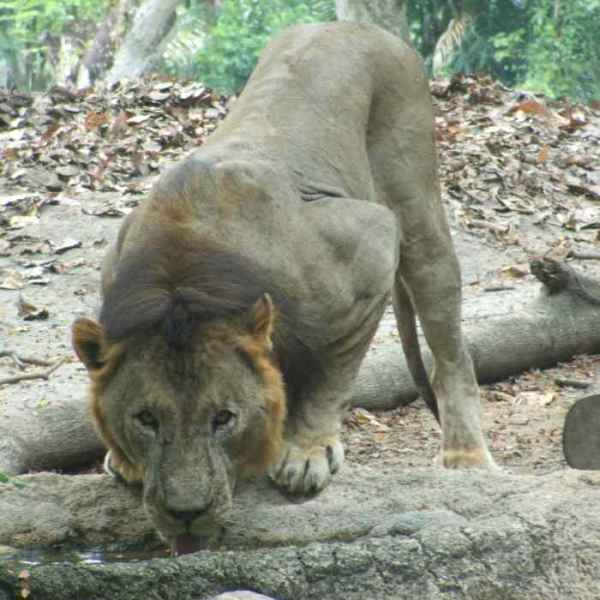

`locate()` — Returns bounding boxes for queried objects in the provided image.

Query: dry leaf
[17,294,49,320]
[0,269,25,290]
[0,239,11,255]
[501,264,530,278]
[509,98,548,116]
[352,408,390,431]
[537,393,555,407]
[85,111,110,130]
[9,215,39,229]
[54,238,82,255]
[127,114,151,125]
[489,391,515,403]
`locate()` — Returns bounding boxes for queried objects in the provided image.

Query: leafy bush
[191,0,335,93]
[409,0,600,103]
[0,0,105,89]
[520,1,600,101]
[2,0,598,103]
[161,4,211,82]
[0,471,26,488]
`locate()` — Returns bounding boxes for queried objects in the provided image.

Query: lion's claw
[269,438,344,495]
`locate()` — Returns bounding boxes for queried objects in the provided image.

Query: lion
[72,22,495,555]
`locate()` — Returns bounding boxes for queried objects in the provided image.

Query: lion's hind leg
[394,195,495,468]
[367,81,495,469]
[394,245,495,469]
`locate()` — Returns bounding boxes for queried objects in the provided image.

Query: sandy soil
[1,193,599,479]
[1,77,599,479]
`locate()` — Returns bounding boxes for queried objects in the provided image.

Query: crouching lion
[72,22,495,555]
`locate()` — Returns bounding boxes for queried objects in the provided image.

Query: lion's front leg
[269,304,385,495]
[269,377,352,495]
[269,427,345,495]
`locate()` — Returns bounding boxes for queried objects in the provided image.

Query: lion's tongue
[173,534,201,557]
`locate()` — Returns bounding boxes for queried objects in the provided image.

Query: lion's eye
[136,410,158,431]
[213,409,235,432]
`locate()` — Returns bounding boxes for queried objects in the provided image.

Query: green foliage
[0,472,26,488]
[0,0,103,34]
[189,0,335,93]
[0,0,106,89]
[409,0,600,103]
[1,0,598,103]
[520,1,600,101]
[161,4,211,82]
[455,4,528,83]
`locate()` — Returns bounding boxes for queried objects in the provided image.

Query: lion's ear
[247,293,275,349]
[72,318,106,371]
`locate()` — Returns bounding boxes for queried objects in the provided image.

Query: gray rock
[1,466,600,599]
[211,593,277,600]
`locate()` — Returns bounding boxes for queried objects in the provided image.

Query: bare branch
[0,357,66,386]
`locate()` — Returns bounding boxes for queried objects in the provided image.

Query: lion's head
[72,228,287,555]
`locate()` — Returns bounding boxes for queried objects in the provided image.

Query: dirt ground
[0,189,598,479]
[1,78,600,480]
[343,352,600,475]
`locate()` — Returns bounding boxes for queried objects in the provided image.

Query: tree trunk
[53,36,81,87]
[1,467,600,599]
[335,0,410,43]
[1,260,599,476]
[75,0,136,88]
[104,0,180,87]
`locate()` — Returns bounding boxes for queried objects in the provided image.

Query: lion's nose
[169,509,205,524]
[168,500,213,524]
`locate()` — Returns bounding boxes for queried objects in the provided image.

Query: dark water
[0,546,170,565]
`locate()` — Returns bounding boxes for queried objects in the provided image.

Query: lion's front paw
[269,436,344,495]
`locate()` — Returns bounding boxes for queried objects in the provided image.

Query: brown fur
[73,21,496,552]
[72,319,138,480]
[97,216,324,397]
[73,298,287,483]
[215,329,286,476]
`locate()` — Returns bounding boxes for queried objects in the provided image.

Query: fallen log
[0,466,599,599]
[1,259,599,475]
[353,258,600,410]
[0,361,104,475]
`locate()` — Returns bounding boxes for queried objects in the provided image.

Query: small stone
[211,594,277,600]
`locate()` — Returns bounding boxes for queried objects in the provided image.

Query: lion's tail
[393,279,440,423]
